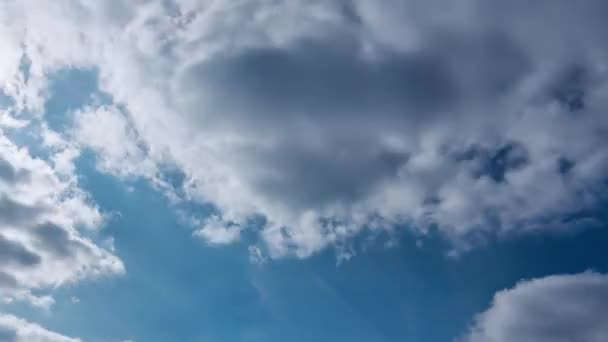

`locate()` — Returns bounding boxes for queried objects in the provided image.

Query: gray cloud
[3,0,608,258]
[0,157,30,184]
[177,41,459,209]
[0,196,45,227]
[463,272,608,342]
[183,41,458,122]
[169,0,608,255]
[0,235,41,267]
[33,223,77,258]
[0,272,18,291]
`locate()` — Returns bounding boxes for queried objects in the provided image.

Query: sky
[0,1,608,341]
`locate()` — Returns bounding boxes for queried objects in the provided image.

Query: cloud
[0,234,41,267]
[193,215,242,245]
[0,131,123,308]
[71,104,154,178]
[2,0,608,258]
[0,313,80,342]
[463,272,608,342]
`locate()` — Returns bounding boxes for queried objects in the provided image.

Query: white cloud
[72,104,154,178]
[193,215,242,245]
[0,313,80,342]
[0,130,124,308]
[1,0,608,259]
[463,272,608,342]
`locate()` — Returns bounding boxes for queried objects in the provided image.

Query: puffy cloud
[463,272,608,342]
[0,313,80,342]
[0,131,123,308]
[2,0,608,258]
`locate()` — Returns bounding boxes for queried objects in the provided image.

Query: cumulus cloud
[2,0,608,258]
[463,272,608,342]
[0,131,123,308]
[0,313,80,342]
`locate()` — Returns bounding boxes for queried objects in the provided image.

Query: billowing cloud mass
[464,272,608,342]
[0,313,80,342]
[1,0,608,258]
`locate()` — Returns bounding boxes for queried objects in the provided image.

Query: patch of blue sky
[3,61,607,342]
[5,148,607,342]
[44,68,113,132]
[0,90,13,109]
[1,67,113,163]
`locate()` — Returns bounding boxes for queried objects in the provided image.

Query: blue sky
[1,1,608,341]
[3,149,608,342]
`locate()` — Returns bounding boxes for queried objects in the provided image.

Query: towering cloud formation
[1,0,608,258]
